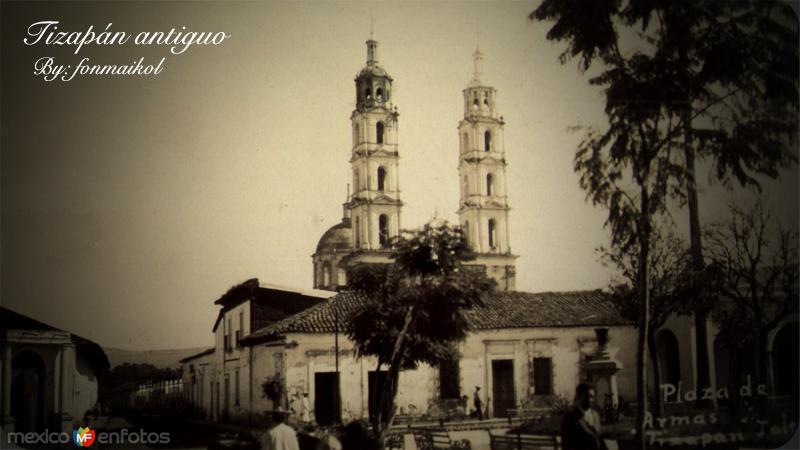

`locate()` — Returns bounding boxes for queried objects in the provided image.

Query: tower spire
[472,46,484,84]
[366,19,378,65]
[370,14,375,39]
[457,47,516,290]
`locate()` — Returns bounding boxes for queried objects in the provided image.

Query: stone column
[54,344,74,432]
[1,338,14,432]
[608,373,619,408]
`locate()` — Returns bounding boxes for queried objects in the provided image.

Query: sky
[2,1,797,351]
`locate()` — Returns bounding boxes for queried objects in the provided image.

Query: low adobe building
[0,306,110,433]
[182,284,636,425]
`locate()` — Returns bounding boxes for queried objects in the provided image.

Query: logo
[72,427,95,447]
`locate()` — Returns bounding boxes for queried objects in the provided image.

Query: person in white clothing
[301,393,311,424]
[260,409,300,450]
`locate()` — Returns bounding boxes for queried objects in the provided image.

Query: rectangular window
[225,317,232,352]
[533,358,553,396]
[438,356,461,399]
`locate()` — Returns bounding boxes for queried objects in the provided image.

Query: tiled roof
[179,347,215,363]
[1,306,110,372]
[240,289,632,345]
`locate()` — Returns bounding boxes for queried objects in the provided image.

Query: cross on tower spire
[472,46,484,83]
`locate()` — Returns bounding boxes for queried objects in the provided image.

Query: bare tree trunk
[648,326,664,420]
[375,304,417,449]
[684,115,716,410]
[636,187,652,450]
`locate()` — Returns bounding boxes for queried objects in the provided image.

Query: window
[463,221,470,246]
[353,168,360,192]
[486,173,494,196]
[239,310,244,337]
[355,216,361,247]
[439,355,461,399]
[354,123,360,145]
[488,219,497,249]
[323,264,331,287]
[376,87,383,100]
[484,130,492,151]
[377,167,386,191]
[365,87,371,99]
[533,358,553,395]
[379,214,389,247]
[235,369,240,406]
[337,268,347,286]
[225,317,232,352]
[376,122,384,144]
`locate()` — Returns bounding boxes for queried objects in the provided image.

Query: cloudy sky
[2,1,797,351]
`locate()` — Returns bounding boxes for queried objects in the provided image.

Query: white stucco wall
[183,323,639,422]
[72,353,98,421]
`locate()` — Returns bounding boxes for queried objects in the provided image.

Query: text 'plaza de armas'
[178,37,798,426]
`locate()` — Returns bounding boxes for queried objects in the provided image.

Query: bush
[546,394,572,416]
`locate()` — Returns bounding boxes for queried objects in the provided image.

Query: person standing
[473,386,483,420]
[561,383,607,450]
[301,393,312,424]
[260,409,300,450]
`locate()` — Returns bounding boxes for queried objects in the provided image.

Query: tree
[574,69,684,448]
[345,220,494,448]
[600,227,694,418]
[532,0,798,415]
[705,201,799,396]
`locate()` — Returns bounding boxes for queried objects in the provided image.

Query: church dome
[315,219,353,254]
[357,64,390,79]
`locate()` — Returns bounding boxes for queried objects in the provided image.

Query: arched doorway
[11,350,46,432]
[772,321,799,397]
[656,329,682,386]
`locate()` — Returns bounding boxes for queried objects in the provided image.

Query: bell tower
[347,37,402,257]
[457,47,517,290]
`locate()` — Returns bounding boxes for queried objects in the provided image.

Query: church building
[182,37,641,425]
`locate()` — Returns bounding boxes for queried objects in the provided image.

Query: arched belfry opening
[378,214,389,247]
[376,122,385,144]
[377,167,386,191]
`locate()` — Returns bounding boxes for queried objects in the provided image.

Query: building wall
[181,351,215,418]
[274,325,637,421]
[72,352,99,421]
[185,318,638,423]
[250,343,285,414]
[281,333,433,423]
[459,326,637,415]
[214,302,252,421]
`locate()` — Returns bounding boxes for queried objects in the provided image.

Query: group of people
[259,409,343,450]
[260,383,607,450]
